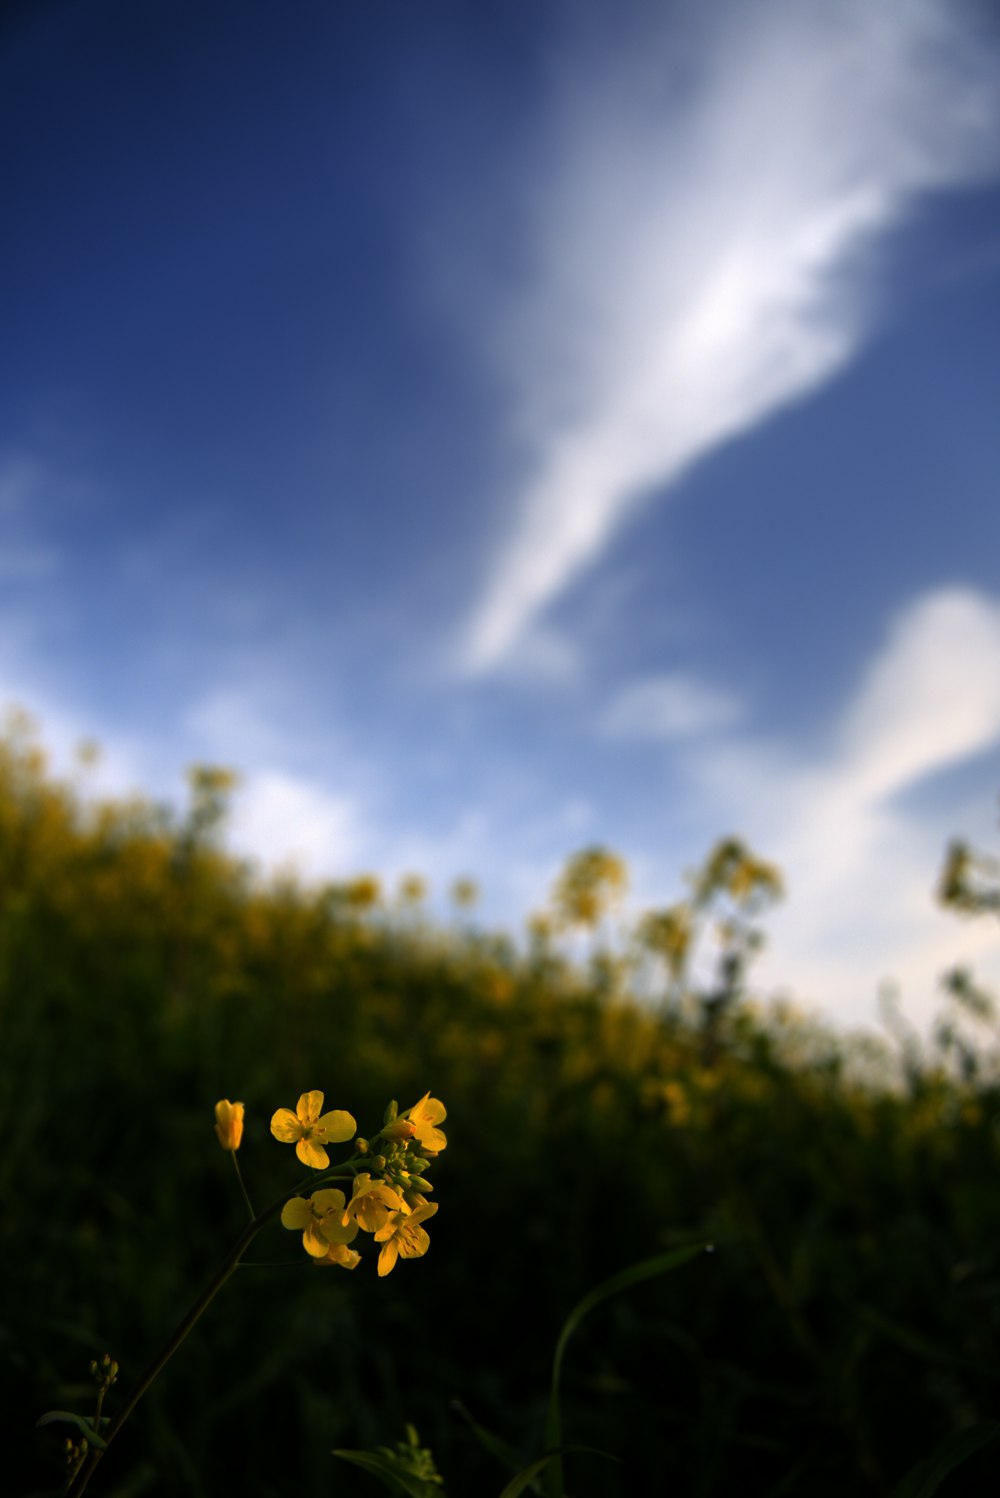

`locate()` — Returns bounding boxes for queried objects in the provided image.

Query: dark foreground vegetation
[3,717,1000,1497]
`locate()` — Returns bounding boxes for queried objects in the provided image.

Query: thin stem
[230,1150,256,1223]
[63,1194,286,1498]
[289,1160,362,1196]
[91,1385,106,1445]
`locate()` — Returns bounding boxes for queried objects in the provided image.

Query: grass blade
[543,1242,709,1497]
[499,1445,619,1498]
[451,1397,525,1477]
[890,1422,1000,1498]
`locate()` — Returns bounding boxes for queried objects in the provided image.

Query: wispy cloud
[460,0,1000,674]
[683,586,1000,1029]
[600,671,742,740]
[0,453,61,579]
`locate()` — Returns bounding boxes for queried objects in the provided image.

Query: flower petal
[373,1213,400,1243]
[377,1238,400,1276]
[316,1109,357,1143]
[407,1201,439,1228]
[270,1108,303,1142]
[303,1222,331,1257]
[412,1093,447,1125]
[296,1137,330,1170]
[320,1217,360,1246]
[319,1244,361,1270]
[311,1189,347,1214]
[280,1197,311,1230]
[297,1090,325,1124]
[398,1225,430,1259]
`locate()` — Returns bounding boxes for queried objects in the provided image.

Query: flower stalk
[63,1195,285,1498]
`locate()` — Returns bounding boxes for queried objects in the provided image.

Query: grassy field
[4,723,1000,1497]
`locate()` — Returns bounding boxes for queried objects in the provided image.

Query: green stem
[230,1149,256,1223]
[63,1194,286,1498]
[92,1387,105,1434]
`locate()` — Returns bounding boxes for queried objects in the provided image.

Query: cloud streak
[683,586,1000,1029]
[460,0,1000,674]
[600,671,742,740]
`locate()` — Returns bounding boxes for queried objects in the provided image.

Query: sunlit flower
[406,1093,447,1155]
[270,1091,356,1169]
[374,1200,439,1276]
[343,1172,408,1233]
[214,1099,244,1151]
[281,1189,360,1258]
[315,1242,362,1270]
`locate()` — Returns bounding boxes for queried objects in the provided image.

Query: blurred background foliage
[3,713,1000,1497]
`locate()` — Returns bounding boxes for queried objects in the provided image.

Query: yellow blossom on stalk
[406,1093,447,1155]
[343,1173,409,1233]
[280,1189,360,1259]
[374,1200,439,1277]
[270,1091,356,1169]
[315,1243,362,1270]
[214,1099,244,1152]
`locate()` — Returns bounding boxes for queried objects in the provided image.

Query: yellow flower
[270,1091,356,1169]
[280,1189,360,1259]
[343,1172,409,1233]
[315,1243,362,1270]
[214,1099,244,1152]
[406,1093,447,1155]
[374,1200,439,1276]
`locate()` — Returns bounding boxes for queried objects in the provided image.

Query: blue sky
[3,0,1000,1030]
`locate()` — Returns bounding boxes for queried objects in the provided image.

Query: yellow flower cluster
[214,1089,446,1277]
[277,1090,445,1275]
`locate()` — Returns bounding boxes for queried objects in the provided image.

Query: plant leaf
[889,1421,1000,1498]
[35,1410,109,1450]
[332,1448,442,1498]
[450,1398,524,1477]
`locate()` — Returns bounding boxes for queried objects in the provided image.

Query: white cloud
[684,586,1000,1030]
[601,672,742,740]
[838,589,1000,802]
[460,0,1000,674]
[227,770,364,879]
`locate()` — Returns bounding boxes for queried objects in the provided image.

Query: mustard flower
[270,1091,356,1169]
[315,1243,362,1271]
[374,1200,439,1277]
[214,1099,244,1152]
[406,1093,447,1155]
[281,1189,360,1259]
[343,1172,409,1234]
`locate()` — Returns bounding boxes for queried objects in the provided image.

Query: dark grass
[3,731,1000,1496]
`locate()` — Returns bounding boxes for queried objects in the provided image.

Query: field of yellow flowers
[4,719,1000,1496]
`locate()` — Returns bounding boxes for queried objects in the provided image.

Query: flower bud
[214,1099,245,1152]
[383,1100,399,1125]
